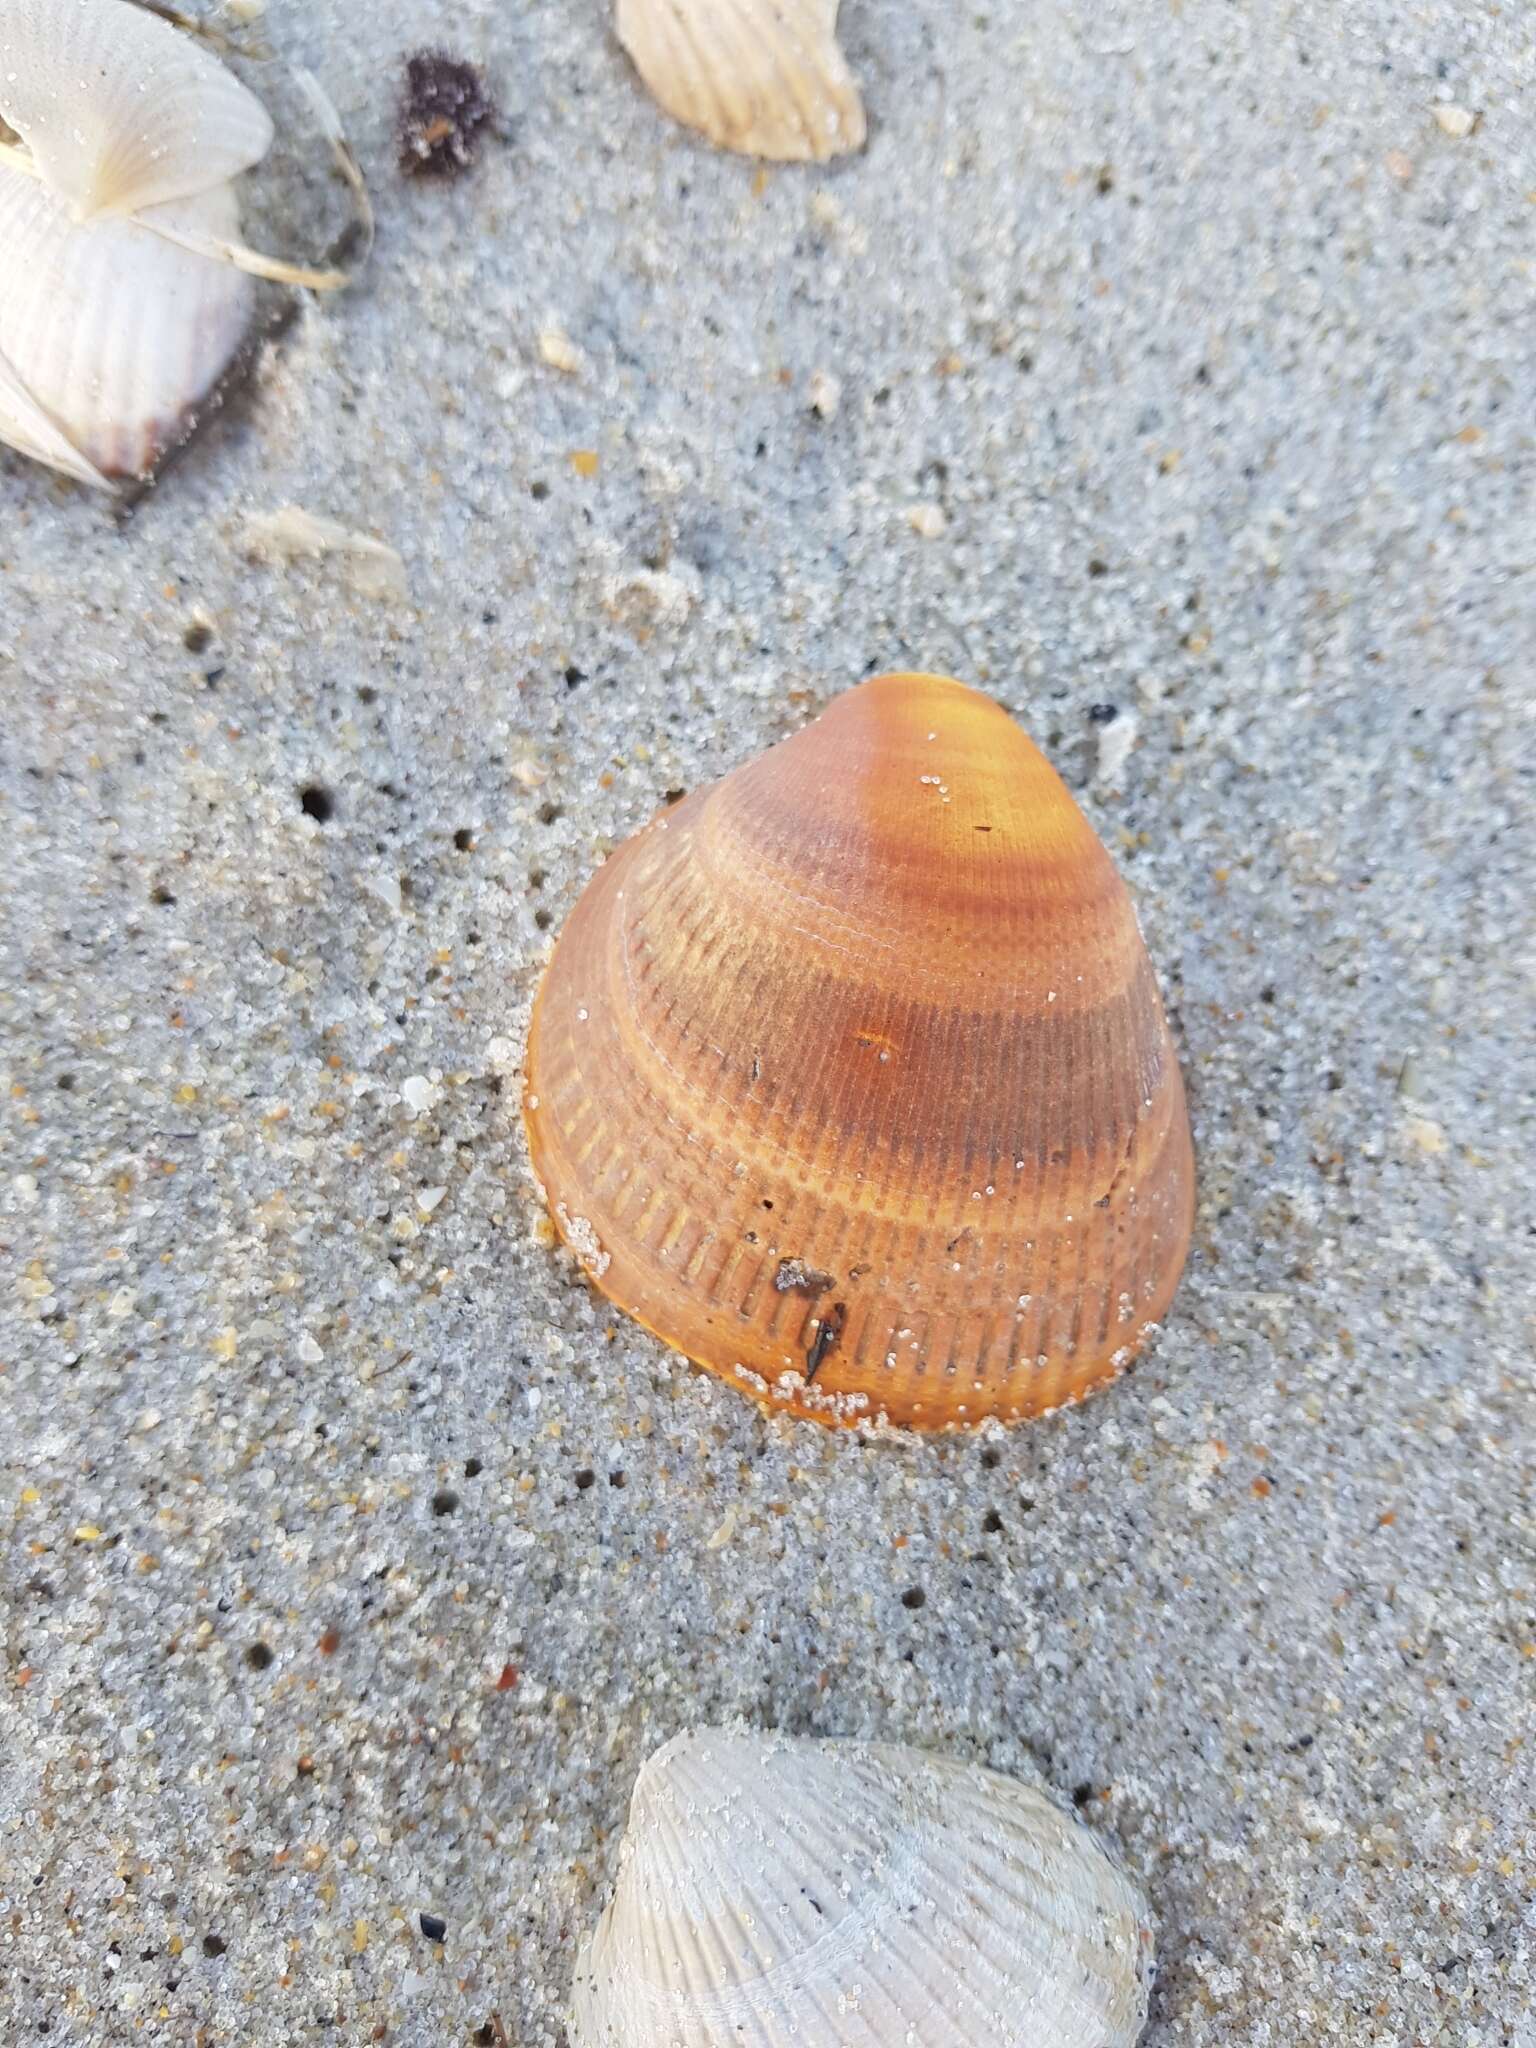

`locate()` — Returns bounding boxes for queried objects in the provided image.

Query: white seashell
[0,0,369,487]
[615,0,866,162]
[0,0,274,218]
[570,1728,1154,2047]
[0,165,254,481]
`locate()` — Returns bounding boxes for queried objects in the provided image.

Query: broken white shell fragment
[0,171,254,482]
[244,506,408,602]
[615,0,866,162]
[570,1727,1154,2047]
[0,0,274,219]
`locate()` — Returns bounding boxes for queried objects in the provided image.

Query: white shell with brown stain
[0,167,255,482]
[570,1727,1155,2047]
[0,0,275,485]
[0,0,273,219]
[616,0,866,162]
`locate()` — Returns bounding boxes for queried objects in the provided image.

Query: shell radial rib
[524,672,1194,1430]
[569,1727,1155,2048]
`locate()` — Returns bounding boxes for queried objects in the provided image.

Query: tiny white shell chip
[1431,103,1476,139]
[807,367,842,418]
[0,170,254,481]
[615,0,866,162]
[0,0,274,219]
[570,1727,1155,2047]
[538,324,585,375]
[399,1076,440,1119]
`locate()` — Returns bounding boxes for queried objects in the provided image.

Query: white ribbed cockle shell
[0,0,356,487]
[0,170,256,486]
[570,1727,1155,2048]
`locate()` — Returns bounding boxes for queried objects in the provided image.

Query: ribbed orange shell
[524,674,1193,1429]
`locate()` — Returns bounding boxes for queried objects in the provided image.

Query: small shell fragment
[1431,103,1477,139]
[1094,707,1141,786]
[570,1727,1154,2048]
[615,0,866,162]
[538,325,586,375]
[806,367,842,418]
[245,507,408,603]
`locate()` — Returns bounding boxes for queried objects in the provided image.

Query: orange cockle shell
[523,674,1194,1430]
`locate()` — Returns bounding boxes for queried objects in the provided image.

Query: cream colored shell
[570,1728,1154,2047]
[0,169,254,483]
[616,0,866,162]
